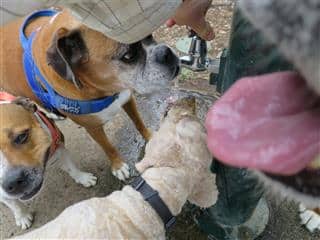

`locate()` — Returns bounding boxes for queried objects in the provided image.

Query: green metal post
[197,7,293,240]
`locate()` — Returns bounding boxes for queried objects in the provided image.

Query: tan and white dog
[0,93,97,229]
[13,97,217,239]
[0,8,180,181]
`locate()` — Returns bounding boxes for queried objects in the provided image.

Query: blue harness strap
[19,9,118,115]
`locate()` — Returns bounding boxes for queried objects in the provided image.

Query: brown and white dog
[206,0,320,233]
[14,97,217,239]
[0,93,97,229]
[0,8,180,181]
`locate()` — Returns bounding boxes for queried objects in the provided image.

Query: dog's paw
[299,204,320,232]
[74,172,97,187]
[15,211,33,230]
[112,163,130,181]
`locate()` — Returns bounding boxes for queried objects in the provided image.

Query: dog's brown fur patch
[0,104,50,167]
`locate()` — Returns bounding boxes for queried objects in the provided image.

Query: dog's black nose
[2,168,28,195]
[155,45,175,65]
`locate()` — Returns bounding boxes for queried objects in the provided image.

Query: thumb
[166,18,176,28]
[190,19,215,41]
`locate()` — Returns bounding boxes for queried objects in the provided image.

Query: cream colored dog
[15,97,217,239]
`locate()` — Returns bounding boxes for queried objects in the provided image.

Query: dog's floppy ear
[46,28,89,89]
[13,97,37,113]
[188,171,217,208]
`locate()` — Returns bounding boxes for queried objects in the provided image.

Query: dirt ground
[1,2,319,240]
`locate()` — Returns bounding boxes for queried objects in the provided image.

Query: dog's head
[163,96,197,121]
[137,97,217,208]
[206,0,320,207]
[0,99,51,200]
[44,10,179,96]
[136,97,198,172]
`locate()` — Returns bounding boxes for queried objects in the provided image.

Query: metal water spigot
[180,30,220,74]
[180,30,207,72]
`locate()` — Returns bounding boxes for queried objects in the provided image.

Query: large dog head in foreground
[206,0,320,208]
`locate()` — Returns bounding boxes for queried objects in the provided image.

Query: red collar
[0,91,62,157]
[34,110,62,157]
[0,91,17,102]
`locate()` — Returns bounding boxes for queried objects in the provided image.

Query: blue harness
[20,9,118,115]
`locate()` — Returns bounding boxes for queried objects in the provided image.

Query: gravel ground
[1,1,319,240]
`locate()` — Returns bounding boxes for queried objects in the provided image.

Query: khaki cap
[65,0,182,43]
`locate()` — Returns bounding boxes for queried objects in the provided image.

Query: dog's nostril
[2,169,28,194]
[155,46,174,64]
[17,180,24,185]
[4,179,26,193]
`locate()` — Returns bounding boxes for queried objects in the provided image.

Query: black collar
[131,176,176,230]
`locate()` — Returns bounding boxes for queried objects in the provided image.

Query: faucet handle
[188,28,208,41]
[188,29,197,38]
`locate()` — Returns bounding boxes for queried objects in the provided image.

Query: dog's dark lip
[19,152,47,201]
[264,169,320,197]
[172,65,180,79]
[20,180,43,201]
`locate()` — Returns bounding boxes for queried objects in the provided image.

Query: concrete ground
[1,90,319,240]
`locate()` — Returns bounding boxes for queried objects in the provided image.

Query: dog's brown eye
[120,43,141,64]
[121,51,136,63]
[13,130,29,145]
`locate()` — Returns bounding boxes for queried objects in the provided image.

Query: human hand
[166,0,214,41]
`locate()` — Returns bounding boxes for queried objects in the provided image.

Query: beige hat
[66,0,182,44]
[0,0,181,43]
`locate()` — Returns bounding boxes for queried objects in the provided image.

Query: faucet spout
[179,30,220,73]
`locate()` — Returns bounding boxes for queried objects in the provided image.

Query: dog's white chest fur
[0,151,10,188]
[89,89,131,123]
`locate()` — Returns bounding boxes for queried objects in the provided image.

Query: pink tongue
[206,71,320,175]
